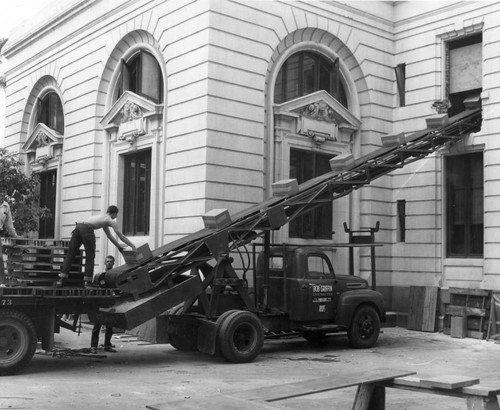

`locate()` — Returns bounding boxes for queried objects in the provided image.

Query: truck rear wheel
[0,309,37,376]
[347,305,380,349]
[217,311,263,363]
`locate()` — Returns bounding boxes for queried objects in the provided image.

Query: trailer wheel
[347,305,380,349]
[0,309,37,376]
[217,311,263,363]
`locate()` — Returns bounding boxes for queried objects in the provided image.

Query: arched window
[274,51,347,108]
[118,50,163,104]
[37,92,64,134]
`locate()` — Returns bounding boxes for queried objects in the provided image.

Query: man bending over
[57,205,136,287]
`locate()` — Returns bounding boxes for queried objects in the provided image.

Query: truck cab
[255,245,385,348]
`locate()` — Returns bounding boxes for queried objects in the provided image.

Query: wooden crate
[4,239,85,287]
[444,288,491,339]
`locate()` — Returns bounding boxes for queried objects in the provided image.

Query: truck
[0,108,482,375]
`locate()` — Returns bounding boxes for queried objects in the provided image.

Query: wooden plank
[233,368,415,402]
[407,286,438,332]
[407,286,424,330]
[449,288,490,297]
[384,377,500,398]
[445,305,486,317]
[422,286,438,331]
[420,375,480,390]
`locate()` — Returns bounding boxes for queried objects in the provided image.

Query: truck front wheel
[347,305,380,349]
[217,311,263,363]
[0,309,37,376]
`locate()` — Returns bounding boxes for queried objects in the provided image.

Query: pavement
[1,323,499,409]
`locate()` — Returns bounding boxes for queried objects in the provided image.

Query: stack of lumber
[3,238,85,287]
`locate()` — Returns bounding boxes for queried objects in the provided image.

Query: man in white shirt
[57,205,136,288]
[0,186,19,285]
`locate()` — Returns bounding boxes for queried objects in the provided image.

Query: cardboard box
[329,153,354,172]
[426,114,449,129]
[381,132,405,147]
[122,243,153,266]
[272,179,299,197]
[202,209,232,229]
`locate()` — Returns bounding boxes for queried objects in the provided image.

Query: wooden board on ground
[407,286,438,332]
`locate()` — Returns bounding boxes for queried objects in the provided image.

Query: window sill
[444,258,483,267]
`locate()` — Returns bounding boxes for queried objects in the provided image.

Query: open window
[37,92,64,134]
[118,50,163,104]
[274,51,347,108]
[446,33,482,116]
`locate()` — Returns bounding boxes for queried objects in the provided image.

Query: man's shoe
[103,346,116,352]
[90,347,98,354]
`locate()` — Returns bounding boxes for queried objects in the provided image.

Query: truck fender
[335,289,385,328]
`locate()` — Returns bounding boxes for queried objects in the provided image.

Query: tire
[216,310,241,325]
[217,310,263,363]
[347,305,381,349]
[0,309,37,376]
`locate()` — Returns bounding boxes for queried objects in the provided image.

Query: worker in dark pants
[57,205,136,287]
[0,186,19,286]
[91,255,116,353]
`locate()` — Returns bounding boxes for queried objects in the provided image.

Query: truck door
[288,252,337,322]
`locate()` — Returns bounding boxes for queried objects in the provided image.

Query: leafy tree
[0,148,49,236]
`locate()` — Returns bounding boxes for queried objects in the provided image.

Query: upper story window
[446,33,482,116]
[37,92,64,134]
[118,50,163,104]
[274,51,348,108]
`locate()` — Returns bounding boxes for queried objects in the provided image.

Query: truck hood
[335,274,369,290]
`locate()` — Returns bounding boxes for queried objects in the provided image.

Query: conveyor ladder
[109,109,482,295]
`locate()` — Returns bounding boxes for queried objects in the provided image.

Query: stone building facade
[2,0,499,315]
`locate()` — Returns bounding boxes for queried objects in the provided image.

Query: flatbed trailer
[0,285,117,375]
[0,108,482,375]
